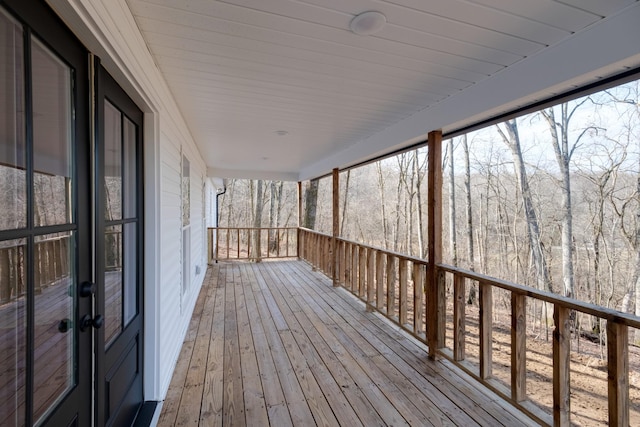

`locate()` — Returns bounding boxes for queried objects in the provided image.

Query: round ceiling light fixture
[274,130,289,136]
[349,11,386,36]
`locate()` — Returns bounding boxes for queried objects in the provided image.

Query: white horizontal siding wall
[46,0,211,401]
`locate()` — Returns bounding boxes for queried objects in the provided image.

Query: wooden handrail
[297,226,638,426]
[298,227,430,266]
[208,227,298,262]
[438,263,640,329]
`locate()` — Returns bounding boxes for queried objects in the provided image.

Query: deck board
[158,260,537,427]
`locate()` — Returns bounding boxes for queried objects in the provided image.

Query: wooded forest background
[217,80,640,330]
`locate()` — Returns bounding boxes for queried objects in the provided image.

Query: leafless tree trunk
[304,179,319,229]
[541,101,593,298]
[253,179,264,260]
[462,135,476,303]
[605,86,640,343]
[268,180,281,252]
[376,162,390,248]
[497,119,553,293]
[414,150,426,258]
[341,170,351,235]
[400,152,417,256]
[394,157,406,252]
[447,138,458,265]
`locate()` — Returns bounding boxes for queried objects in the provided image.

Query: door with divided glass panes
[95,64,144,427]
[0,0,93,425]
[0,1,144,426]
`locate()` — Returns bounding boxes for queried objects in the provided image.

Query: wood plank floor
[158,260,538,427]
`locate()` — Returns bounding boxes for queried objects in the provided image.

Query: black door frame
[94,60,145,427]
[0,1,146,425]
[0,0,92,425]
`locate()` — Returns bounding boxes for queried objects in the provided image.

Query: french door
[0,1,144,425]
[95,63,144,427]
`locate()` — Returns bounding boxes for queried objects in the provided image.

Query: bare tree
[376,162,390,248]
[304,179,319,229]
[414,149,427,258]
[541,100,594,298]
[497,119,553,292]
[268,180,282,252]
[462,135,477,303]
[446,138,458,265]
[340,170,351,235]
[252,179,264,259]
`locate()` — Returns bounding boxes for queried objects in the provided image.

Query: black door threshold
[132,401,159,427]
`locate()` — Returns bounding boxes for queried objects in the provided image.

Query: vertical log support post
[427,130,444,359]
[297,181,302,259]
[607,320,629,427]
[511,293,526,402]
[553,306,571,427]
[453,274,465,361]
[332,168,339,286]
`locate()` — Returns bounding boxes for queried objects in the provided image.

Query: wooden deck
[158,260,538,427]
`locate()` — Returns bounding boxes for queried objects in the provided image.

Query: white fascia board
[208,167,298,182]
[299,2,640,181]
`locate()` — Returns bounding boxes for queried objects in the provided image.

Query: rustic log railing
[208,227,298,262]
[299,227,429,339]
[297,227,639,427]
[0,234,72,305]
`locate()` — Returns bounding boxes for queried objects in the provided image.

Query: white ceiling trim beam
[208,167,298,182]
[299,2,640,181]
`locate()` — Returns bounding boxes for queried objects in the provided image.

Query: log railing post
[376,251,385,310]
[399,258,408,325]
[297,181,302,259]
[427,130,443,358]
[367,247,375,311]
[607,320,629,427]
[387,256,396,317]
[332,168,339,286]
[351,244,358,292]
[338,240,345,286]
[414,263,425,335]
[358,246,366,297]
[344,242,351,288]
[479,281,493,379]
[453,274,465,361]
[553,305,571,427]
[511,293,526,402]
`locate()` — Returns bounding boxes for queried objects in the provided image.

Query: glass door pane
[104,101,121,221]
[31,38,72,228]
[0,8,26,231]
[30,36,76,425]
[0,239,26,427]
[103,101,139,345]
[104,225,122,346]
[33,233,75,425]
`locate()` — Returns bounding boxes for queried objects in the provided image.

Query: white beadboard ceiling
[125,0,640,180]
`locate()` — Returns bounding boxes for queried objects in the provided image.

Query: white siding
[47,0,212,400]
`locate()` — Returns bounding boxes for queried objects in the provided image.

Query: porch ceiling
[126,0,640,180]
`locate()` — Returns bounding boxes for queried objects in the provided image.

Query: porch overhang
[45,0,640,183]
